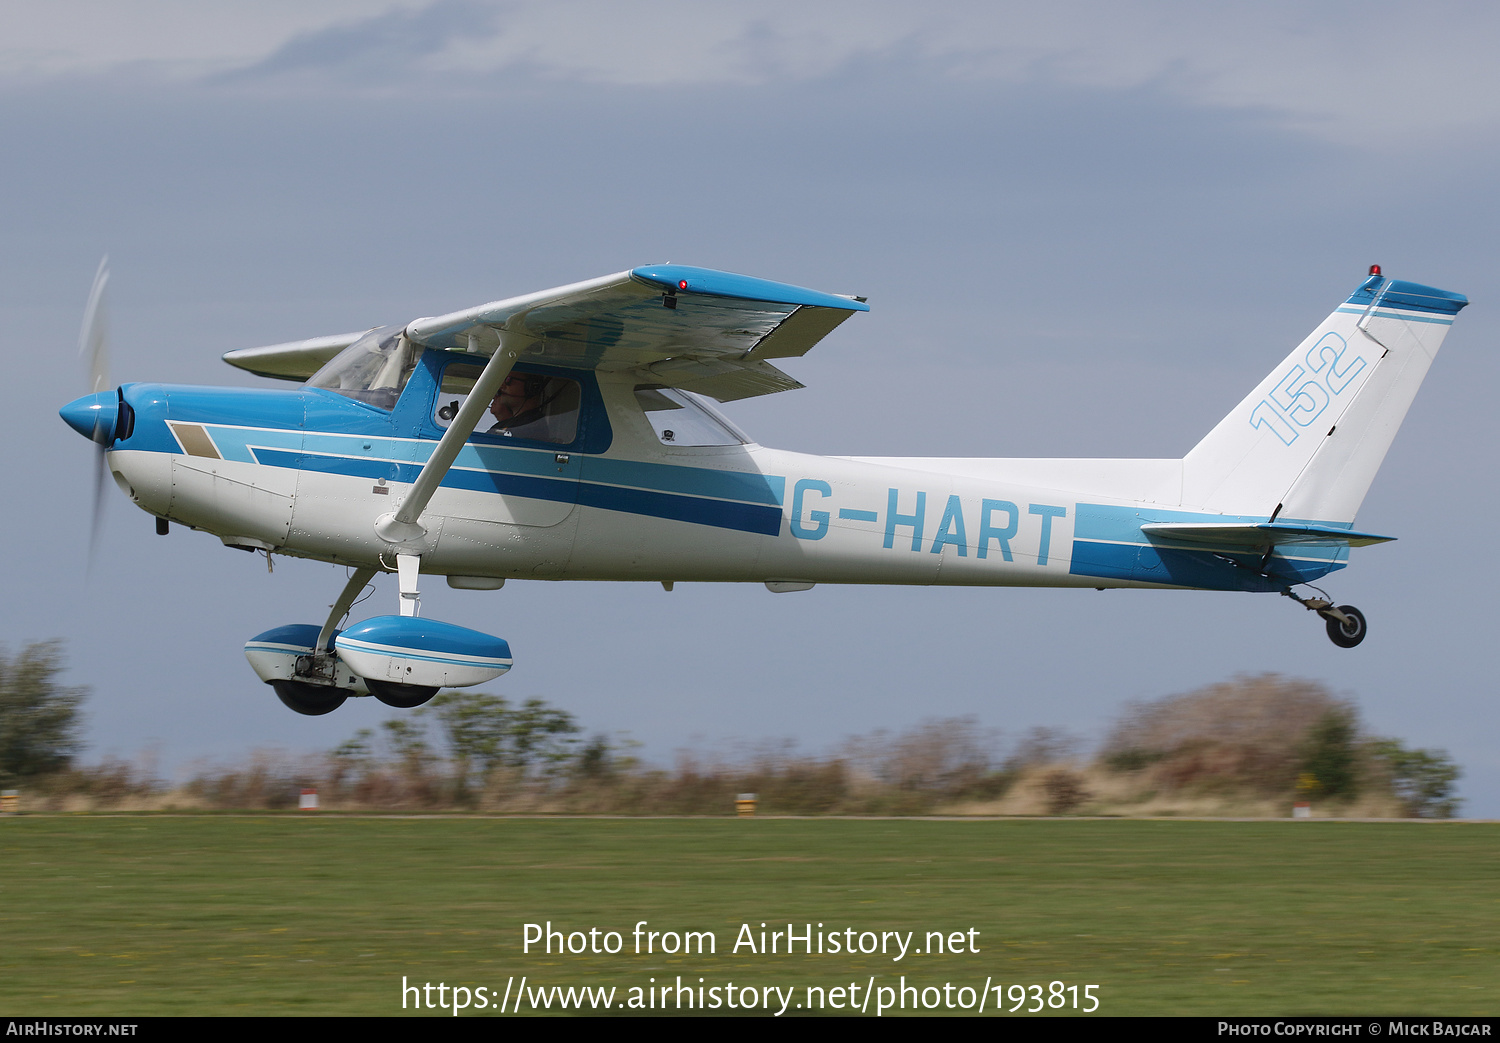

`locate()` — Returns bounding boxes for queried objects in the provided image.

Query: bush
[1101,675,1358,795]
[1299,709,1359,799]
[1042,769,1090,814]
[0,641,88,786]
[426,691,580,785]
[1368,740,1462,818]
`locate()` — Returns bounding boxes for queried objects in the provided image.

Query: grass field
[0,816,1494,1016]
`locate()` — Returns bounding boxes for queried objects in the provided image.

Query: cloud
[3,1,1498,146]
[225,0,502,81]
[0,1,423,78]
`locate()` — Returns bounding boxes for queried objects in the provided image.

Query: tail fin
[1181,273,1467,523]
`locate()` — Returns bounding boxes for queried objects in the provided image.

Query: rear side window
[634,385,749,446]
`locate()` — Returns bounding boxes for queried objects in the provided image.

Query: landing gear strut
[1283,590,1367,648]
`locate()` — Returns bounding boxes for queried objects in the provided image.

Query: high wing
[223,265,869,401]
[405,264,867,402]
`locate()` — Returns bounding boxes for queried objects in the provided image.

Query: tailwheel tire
[271,679,348,715]
[365,678,440,708]
[1324,605,1367,648]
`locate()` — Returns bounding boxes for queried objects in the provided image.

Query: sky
[4,1,1498,812]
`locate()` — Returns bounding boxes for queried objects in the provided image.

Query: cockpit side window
[306,327,419,411]
[435,362,581,445]
[633,385,750,446]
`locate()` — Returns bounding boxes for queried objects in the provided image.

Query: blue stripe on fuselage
[213,426,787,506]
[576,481,781,536]
[582,456,784,506]
[249,446,784,536]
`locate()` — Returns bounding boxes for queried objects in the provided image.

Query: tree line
[0,641,1464,817]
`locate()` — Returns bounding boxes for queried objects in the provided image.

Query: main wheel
[271,679,348,715]
[365,678,440,708]
[1324,605,1367,648]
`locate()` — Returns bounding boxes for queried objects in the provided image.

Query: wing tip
[630,265,870,312]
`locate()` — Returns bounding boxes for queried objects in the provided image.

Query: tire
[1325,605,1367,648]
[271,679,348,716]
[365,678,440,708]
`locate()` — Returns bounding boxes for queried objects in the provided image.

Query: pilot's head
[490,373,546,425]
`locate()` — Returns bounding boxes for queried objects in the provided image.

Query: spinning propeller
[81,256,110,396]
[58,258,120,567]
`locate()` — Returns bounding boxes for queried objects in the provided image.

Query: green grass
[0,817,1494,1016]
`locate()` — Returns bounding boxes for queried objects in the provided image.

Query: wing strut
[371,331,523,613]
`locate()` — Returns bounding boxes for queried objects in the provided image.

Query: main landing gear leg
[363,552,440,706]
[396,553,421,617]
[1283,589,1368,648]
[317,566,378,653]
[290,565,377,687]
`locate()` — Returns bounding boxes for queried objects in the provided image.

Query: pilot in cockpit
[488,373,548,435]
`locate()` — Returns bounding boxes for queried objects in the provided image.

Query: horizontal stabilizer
[1141,522,1395,548]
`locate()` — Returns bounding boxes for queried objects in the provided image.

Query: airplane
[59,262,1467,715]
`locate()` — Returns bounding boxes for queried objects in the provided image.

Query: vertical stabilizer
[1181,274,1466,522]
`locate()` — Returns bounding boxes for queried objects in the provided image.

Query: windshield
[307,326,419,410]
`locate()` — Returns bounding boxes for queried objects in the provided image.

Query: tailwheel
[271,679,348,716]
[1282,590,1369,649]
[1322,605,1367,649]
[365,678,440,708]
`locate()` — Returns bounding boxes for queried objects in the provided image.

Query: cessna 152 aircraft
[60,263,1467,714]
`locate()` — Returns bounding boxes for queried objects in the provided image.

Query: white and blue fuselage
[98,378,1324,596]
